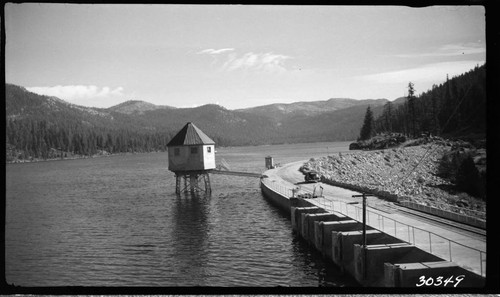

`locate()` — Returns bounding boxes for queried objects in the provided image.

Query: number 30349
[416,275,465,287]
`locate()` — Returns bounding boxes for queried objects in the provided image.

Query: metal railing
[399,200,486,221]
[260,178,486,277]
[261,178,297,198]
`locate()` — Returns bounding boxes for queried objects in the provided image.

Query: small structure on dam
[265,156,274,169]
[167,122,216,194]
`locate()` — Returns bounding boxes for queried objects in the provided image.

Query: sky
[5,4,486,109]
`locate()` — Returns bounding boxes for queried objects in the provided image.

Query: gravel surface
[301,143,486,219]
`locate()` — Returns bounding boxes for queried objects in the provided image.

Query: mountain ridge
[103,97,391,116]
[107,100,176,115]
[235,97,390,122]
[5,63,486,162]
[6,84,386,153]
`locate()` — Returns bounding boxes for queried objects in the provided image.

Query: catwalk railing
[260,178,486,277]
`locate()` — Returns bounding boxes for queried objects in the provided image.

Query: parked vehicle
[304,170,320,183]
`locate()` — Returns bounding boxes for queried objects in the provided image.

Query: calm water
[5,141,356,287]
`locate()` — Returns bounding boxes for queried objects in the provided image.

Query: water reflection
[170,192,212,286]
[290,236,358,287]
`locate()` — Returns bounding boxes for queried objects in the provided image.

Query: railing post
[429,233,432,253]
[412,226,415,245]
[362,197,366,248]
[449,240,452,261]
[480,252,483,276]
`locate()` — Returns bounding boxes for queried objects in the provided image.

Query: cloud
[222,52,291,73]
[197,48,292,73]
[197,48,235,55]
[356,60,484,85]
[26,85,125,107]
[395,43,485,58]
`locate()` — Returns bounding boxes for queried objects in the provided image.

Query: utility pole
[352,193,375,279]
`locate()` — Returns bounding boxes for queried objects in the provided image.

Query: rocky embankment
[301,138,486,219]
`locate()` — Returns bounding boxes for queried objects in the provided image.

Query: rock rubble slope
[301,142,486,219]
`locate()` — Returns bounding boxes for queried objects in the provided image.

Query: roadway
[265,161,487,277]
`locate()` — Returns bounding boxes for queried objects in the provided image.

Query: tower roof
[167,122,215,146]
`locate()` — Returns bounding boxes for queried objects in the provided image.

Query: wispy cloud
[197,48,235,55]
[26,85,125,107]
[222,52,291,73]
[197,48,292,73]
[356,60,484,84]
[27,85,124,99]
[395,42,485,58]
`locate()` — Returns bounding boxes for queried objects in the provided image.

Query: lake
[5,141,357,287]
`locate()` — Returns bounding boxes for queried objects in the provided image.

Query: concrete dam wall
[260,177,485,288]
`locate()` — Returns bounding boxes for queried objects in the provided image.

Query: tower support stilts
[174,171,212,194]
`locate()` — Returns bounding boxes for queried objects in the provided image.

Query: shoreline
[5,150,165,164]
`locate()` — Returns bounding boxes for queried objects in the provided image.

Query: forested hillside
[6,63,484,163]
[236,98,388,122]
[5,85,277,161]
[6,85,173,160]
[6,85,385,162]
[372,64,486,139]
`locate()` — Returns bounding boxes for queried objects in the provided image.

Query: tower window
[207,146,212,153]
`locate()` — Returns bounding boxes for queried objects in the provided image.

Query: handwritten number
[454,275,465,287]
[425,277,434,286]
[416,276,426,287]
[443,275,454,286]
[417,275,465,287]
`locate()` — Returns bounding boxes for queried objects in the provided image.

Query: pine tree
[382,101,394,132]
[407,81,417,137]
[359,106,374,141]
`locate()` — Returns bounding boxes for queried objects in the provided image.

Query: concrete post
[332,229,405,276]
[332,229,384,274]
[316,220,364,260]
[290,206,325,234]
[313,212,350,253]
[353,242,444,287]
[301,213,344,243]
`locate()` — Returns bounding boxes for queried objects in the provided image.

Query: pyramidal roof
[167,122,215,146]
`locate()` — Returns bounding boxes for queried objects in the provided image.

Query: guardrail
[260,178,486,277]
[399,200,486,229]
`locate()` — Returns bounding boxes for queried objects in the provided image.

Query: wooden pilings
[175,171,211,194]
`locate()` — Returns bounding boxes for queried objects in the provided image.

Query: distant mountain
[275,101,388,143]
[6,83,115,123]
[6,64,485,162]
[392,97,408,105]
[107,100,176,115]
[236,98,389,122]
[5,83,397,161]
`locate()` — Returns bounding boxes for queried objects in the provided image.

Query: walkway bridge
[212,158,262,178]
[211,170,262,178]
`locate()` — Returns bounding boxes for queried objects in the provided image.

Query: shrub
[456,155,485,199]
[437,149,486,200]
